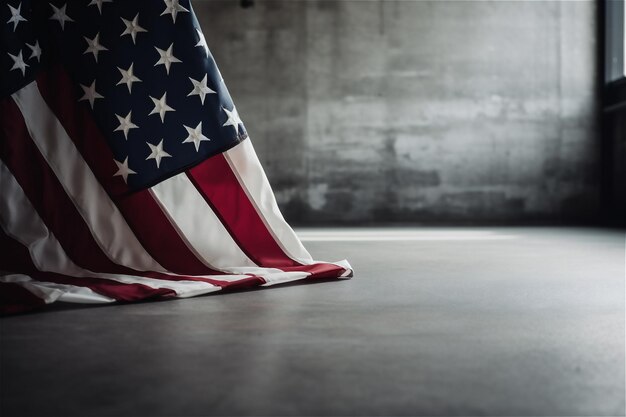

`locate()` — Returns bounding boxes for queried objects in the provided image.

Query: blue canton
[1,0,248,190]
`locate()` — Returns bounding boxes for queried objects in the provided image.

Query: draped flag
[0,0,352,314]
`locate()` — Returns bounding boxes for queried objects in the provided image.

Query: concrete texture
[1,227,624,416]
[194,0,600,224]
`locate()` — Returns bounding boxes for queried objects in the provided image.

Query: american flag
[0,0,352,314]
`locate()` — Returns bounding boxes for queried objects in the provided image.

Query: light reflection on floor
[295,228,520,241]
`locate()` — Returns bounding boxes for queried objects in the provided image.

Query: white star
[8,50,28,76]
[49,3,73,30]
[154,43,181,75]
[114,111,138,140]
[149,93,175,122]
[113,157,136,183]
[146,140,172,169]
[195,28,209,58]
[26,41,42,62]
[116,63,141,93]
[187,74,216,104]
[88,0,112,14]
[7,3,27,31]
[222,106,242,133]
[182,122,210,151]
[161,0,189,23]
[121,13,147,44]
[79,81,103,109]
[83,33,108,62]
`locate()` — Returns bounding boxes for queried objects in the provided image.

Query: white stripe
[334,259,353,278]
[1,274,116,304]
[11,82,165,273]
[224,139,315,264]
[0,160,221,299]
[260,271,310,287]
[149,176,302,276]
[150,173,259,269]
[224,140,353,277]
[148,182,283,276]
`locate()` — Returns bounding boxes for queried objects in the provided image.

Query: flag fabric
[0,0,352,314]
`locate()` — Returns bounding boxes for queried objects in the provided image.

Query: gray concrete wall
[194,0,600,224]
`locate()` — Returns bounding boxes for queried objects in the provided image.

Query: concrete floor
[1,227,624,416]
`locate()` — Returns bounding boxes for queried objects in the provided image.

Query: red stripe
[137,270,264,289]
[0,96,140,275]
[0,228,264,302]
[35,67,349,280]
[191,150,350,278]
[0,216,263,294]
[32,272,177,302]
[35,67,218,275]
[0,101,264,290]
[282,262,347,279]
[187,160,349,277]
[187,155,299,268]
[0,229,175,302]
[0,97,262,288]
